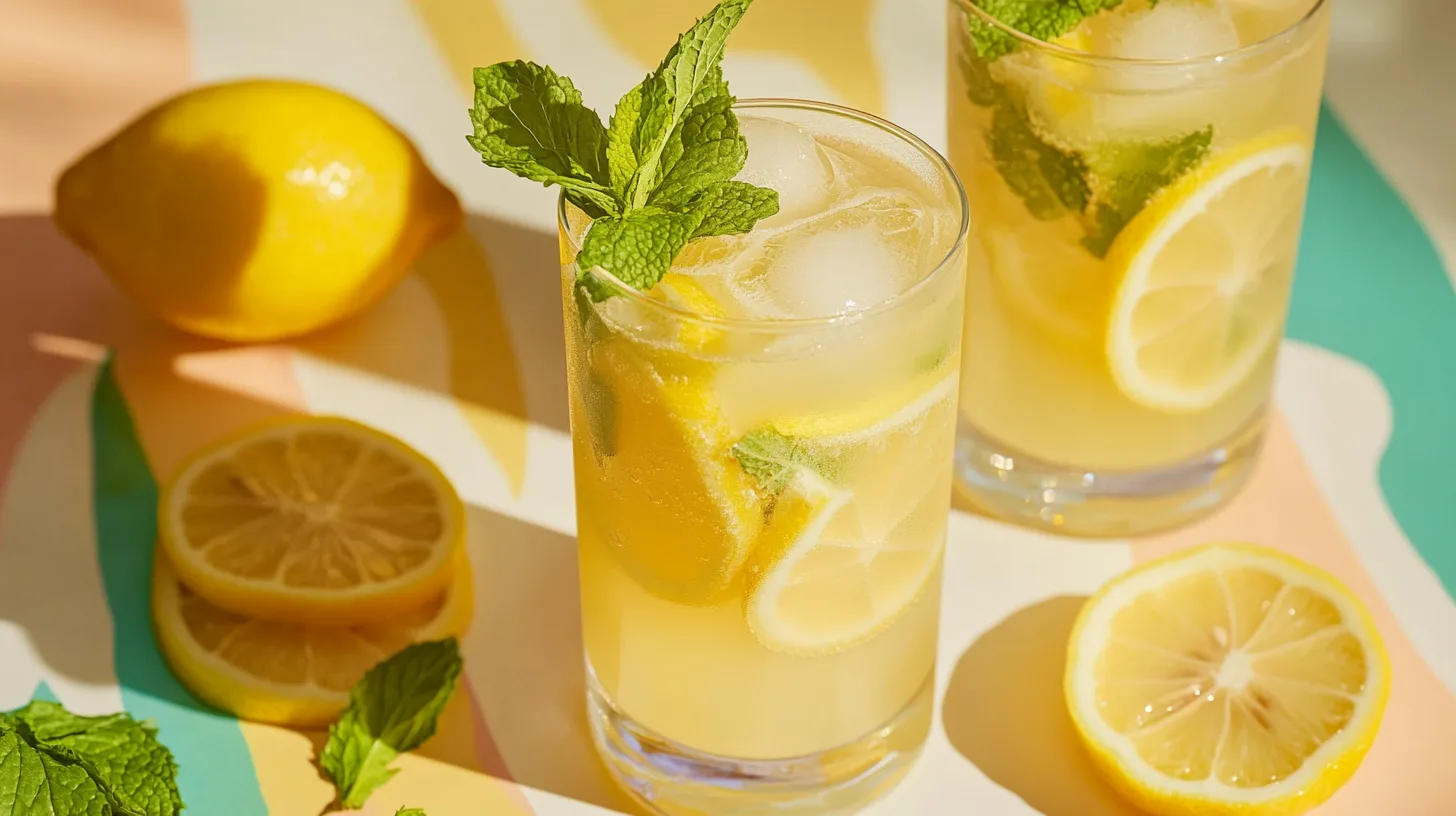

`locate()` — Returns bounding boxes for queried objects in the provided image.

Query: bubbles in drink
[735,116,834,223]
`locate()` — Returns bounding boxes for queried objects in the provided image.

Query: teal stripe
[1288,105,1456,597]
[90,359,267,813]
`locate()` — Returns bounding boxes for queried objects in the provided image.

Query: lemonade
[948,0,1331,534]
[562,101,966,814]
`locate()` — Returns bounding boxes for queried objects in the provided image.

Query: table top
[2,1,1454,814]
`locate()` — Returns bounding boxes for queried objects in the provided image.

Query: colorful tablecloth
[2,1,1453,814]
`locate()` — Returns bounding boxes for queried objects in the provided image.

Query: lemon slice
[1105,131,1311,412]
[159,416,465,627]
[152,551,472,727]
[744,468,945,657]
[582,340,763,605]
[596,272,726,354]
[987,221,1107,344]
[771,369,958,440]
[1066,543,1391,816]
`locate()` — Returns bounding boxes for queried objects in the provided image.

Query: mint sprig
[957,21,1211,255]
[0,701,183,816]
[469,0,778,301]
[320,639,463,810]
[731,428,838,495]
[968,0,1126,60]
[396,808,427,816]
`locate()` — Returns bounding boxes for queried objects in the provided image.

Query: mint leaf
[733,429,820,495]
[989,98,1091,220]
[577,208,703,297]
[606,84,645,200]
[396,809,427,816]
[691,181,779,238]
[968,0,1125,61]
[649,82,747,209]
[621,0,754,209]
[468,61,619,218]
[3,702,182,816]
[1081,127,1212,257]
[0,722,109,816]
[321,639,463,810]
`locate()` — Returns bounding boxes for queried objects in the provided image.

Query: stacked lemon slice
[153,416,472,727]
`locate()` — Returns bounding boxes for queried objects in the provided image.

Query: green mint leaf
[989,98,1091,220]
[732,429,818,495]
[3,702,182,816]
[468,61,620,218]
[968,0,1124,61]
[0,721,110,816]
[649,80,747,209]
[1081,126,1213,257]
[606,84,645,200]
[690,181,779,238]
[321,639,463,810]
[577,208,702,296]
[623,0,755,209]
[396,808,427,816]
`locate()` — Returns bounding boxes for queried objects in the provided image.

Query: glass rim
[558,97,970,332]
[950,0,1329,68]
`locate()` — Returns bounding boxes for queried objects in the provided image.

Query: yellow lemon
[1104,130,1310,412]
[55,79,462,342]
[158,416,465,627]
[152,551,472,727]
[1065,543,1391,816]
[579,340,763,605]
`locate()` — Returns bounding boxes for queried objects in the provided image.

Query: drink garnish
[467,0,778,300]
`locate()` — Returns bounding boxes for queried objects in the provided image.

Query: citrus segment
[152,552,472,727]
[1066,543,1390,816]
[1105,131,1310,412]
[159,416,464,626]
[582,341,762,605]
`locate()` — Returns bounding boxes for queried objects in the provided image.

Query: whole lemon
[55,79,463,342]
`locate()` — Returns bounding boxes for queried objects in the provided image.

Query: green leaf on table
[1081,126,1213,257]
[395,809,427,816]
[468,61,619,218]
[0,702,183,816]
[320,639,463,811]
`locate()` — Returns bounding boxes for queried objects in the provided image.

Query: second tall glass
[948,0,1332,535]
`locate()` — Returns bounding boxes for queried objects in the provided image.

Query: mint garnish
[320,639,463,811]
[468,0,778,301]
[732,428,838,495]
[0,701,183,816]
[957,18,1211,254]
[968,0,1126,61]
[396,809,427,816]
[1082,127,1212,257]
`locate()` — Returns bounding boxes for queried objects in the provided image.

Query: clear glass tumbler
[948,0,1331,535]
[560,100,968,815]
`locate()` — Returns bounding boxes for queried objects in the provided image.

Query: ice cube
[735,116,835,223]
[1096,0,1240,62]
[768,226,906,318]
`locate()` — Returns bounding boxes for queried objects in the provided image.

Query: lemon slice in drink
[743,373,956,656]
[159,416,464,626]
[1065,543,1391,816]
[153,551,472,727]
[1105,131,1311,412]
[584,340,763,605]
[987,220,1107,344]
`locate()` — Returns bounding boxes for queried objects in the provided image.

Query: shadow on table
[445,502,644,814]
[941,596,1139,816]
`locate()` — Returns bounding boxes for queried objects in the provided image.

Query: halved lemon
[744,375,956,656]
[159,416,465,626]
[153,551,472,727]
[581,340,762,605]
[1105,130,1311,412]
[1065,543,1391,816]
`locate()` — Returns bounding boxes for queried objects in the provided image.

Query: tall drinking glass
[948,0,1331,535]
[561,100,968,815]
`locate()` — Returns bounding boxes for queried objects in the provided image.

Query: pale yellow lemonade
[561,102,965,809]
[949,0,1330,532]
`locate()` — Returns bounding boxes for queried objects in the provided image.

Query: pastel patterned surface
[0,1,1453,815]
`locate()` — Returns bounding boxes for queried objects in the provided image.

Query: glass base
[586,667,932,816]
[954,415,1265,538]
